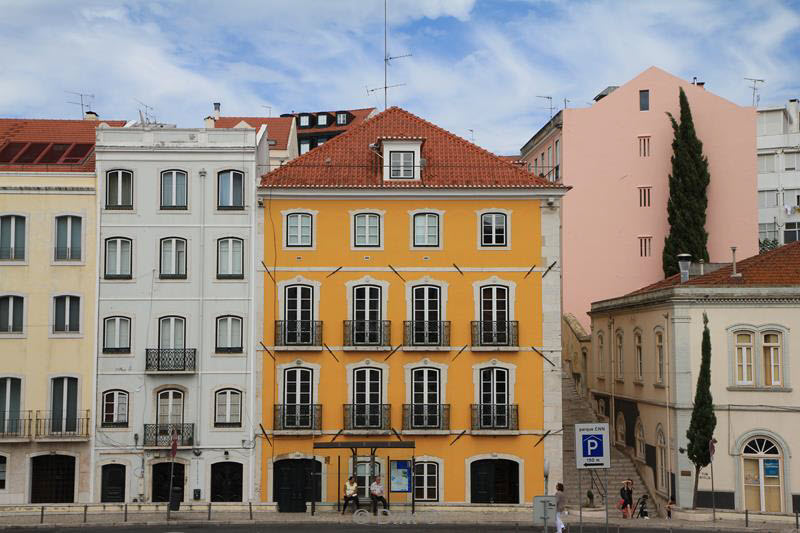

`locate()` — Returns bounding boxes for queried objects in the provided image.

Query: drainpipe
[197,168,207,496]
[609,317,615,438]
[664,312,673,505]
[247,132,258,502]
[89,150,103,503]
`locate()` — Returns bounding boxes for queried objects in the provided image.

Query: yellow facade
[261,196,550,506]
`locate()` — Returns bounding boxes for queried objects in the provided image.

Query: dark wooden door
[273,459,321,512]
[152,462,184,502]
[470,459,519,504]
[101,464,126,502]
[211,462,243,502]
[31,455,75,503]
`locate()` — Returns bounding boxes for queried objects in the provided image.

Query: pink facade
[522,67,757,326]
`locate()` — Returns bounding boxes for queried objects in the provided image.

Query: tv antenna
[745,77,764,107]
[367,0,411,110]
[134,98,156,124]
[467,129,475,143]
[261,105,272,117]
[537,95,554,118]
[65,91,95,117]
[563,98,571,109]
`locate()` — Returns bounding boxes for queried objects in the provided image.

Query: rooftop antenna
[467,129,475,143]
[65,91,95,117]
[563,98,571,109]
[261,105,272,117]
[367,0,411,110]
[134,98,156,124]
[537,95,554,118]
[744,77,764,107]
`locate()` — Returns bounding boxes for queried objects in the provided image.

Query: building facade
[283,107,375,155]
[520,67,758,327]
[259,107,566,510]
[92,125,268,503]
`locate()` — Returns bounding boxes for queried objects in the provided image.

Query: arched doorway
[211,462,243,502]
[101,464,126,502]
[470,459,519,503]
[31,454,75,503]
[152,462,184,503]
[273,458,321,512]
[743,437,783,512]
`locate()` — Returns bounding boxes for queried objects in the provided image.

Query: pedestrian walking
[555,482,566,532]
[342,476,359,514]
[370,476,388,512]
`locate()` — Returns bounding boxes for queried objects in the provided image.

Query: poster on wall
[764,459,780,477]
[390,460,412,492]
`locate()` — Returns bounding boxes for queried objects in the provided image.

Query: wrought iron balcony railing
[0,247,25,260]
[35,410,91,438]
[143,423,195,447]
[145,348,197,372]
[402,404,450,430]
[403,321,450,347]
[274,320,323,347]
[54,246,81,261]
[470,321,519,347]
[343,320,391,347]
[274,404,322,431]
[0,411,32,438]
[343,404,391,430]
[470,404,519,430]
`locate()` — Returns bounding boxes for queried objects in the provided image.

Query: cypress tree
[663,87,711,277]
[686,312,717,508]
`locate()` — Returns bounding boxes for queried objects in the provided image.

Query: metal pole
[370,448,377,515]
[166,459,175,521]
[604,467,609,533]
[579,469,583,533]
[311,471,316,516]
[40,505,44,524]
[249,501,253,520]
[745,509,749,527]
[83,504,87,523]
[337,455,341,512]
[411,455,416,515]
[124,503,128,522]
[387,455,390,510]
[207,502,211,520]
[711,459,716,522]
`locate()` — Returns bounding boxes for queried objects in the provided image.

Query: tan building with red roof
[589,244,800,515]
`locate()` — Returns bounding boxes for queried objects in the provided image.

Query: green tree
[686,312,717,508]
[663,87,711,277]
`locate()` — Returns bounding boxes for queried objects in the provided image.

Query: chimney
[204,116,215,129]
[84,110,98,121]
[677,253,692,283]
[699,259,705,275]
[731,246,742,278]
[213,102,221,120]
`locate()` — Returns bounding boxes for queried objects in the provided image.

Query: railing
[589,468,607,503]
[402,404,450,430]
[274,320,323,347]
[0,411,32,438]
[145,348,197,371]
[343,404,391,430]
[54,246,81,261]
[0,247,25,260]
[470,321,519,347]
[143,423,195,447]
[343,320,391,347]
[403,321,450,347]
[35,410,90,438]
[470,404,519,430]
[273,404,322,431]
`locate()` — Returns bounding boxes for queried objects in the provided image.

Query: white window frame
[390,151,415,179]
[349,210,385,250]
[157,388,184,425]
[635,419,646,460]
[299,140,310,155]
[159,237,187,278]
[414,460,440,501]
[655,329,665,384]
[734,331,755,385]
[215,315,243,353]
[596,333,605,380]
[634,331,644,381]
[103,316,131,353]
[656,426,668,493]
[214,388,242,427]
[105,169,134,209]
[160,169,188,210]
[408,209,443,250]
[158,316,186,349]
[615,330,624,381]
[217,237,244,279]
[0,295,24,334]
[53,294,80,334]
[54,215,82,262]
[104,237,132,278]
[0,214,26,262]
[101,390,128,426]
[282,210,317,249]
[316,114,328,126]
[299,115,310,127]
[471,359,516,405]
[476,208,511,250]
[217,169,245,210]
[412,213,440,248]
[381,140,421,181]
[337,113,347,125]
[615,412,626,445]
[762,331,782,387]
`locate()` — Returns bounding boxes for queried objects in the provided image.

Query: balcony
[470,404,519,431]
[273,404,322,432]
[143,423,195,447]
[0,247,24,261]
[343,404,391,431]
[54,246,81,261]
[274,320,323,350]
[402,404,450,431]
[0,411,33,440]
[343,320,391,349]
[470,321,519,350]
[34,410,90,440]
[403,321,450,349]
[145,348,197,372]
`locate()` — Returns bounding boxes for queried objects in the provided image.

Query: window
[634,332,643,381]
[102,390,128,427]
[478,285,511,345]
[159,316,185,349]
[547,146,552,178]
[316,114,327,126]
[785,222,800,244]
[785,152,799,171]
[411,367,441,428]
[104,238,132,279]
[0,377,22,436]
[54,295,79,333]
[103,316,130,353]
[533,158,538,175]
[354,213,380,247]
[656,428,667,492]
[635,420,646,460]
[639,236,652,257]
[316,138,326,146]
[390,151,414,179]
[759,223,778,242]
[157,389,183,425]
[410,285,442,346]
[217,170,244,210]
[638,186,651,207]
[414,462,439,501]
[0,296,23,333]
[283,367,313,428]
[742,437,783,513]
[0,456,5,490]
[353,367,383,429]
[55,216,81,260]
[356,461,382,498]
[597,334,604,379]
[337,113,348,125]
[735,332,754,385]
[286,213,312,247]
[479,367,509,428]
[758,154,776,173]
[758,190,779,208]
[638,136,651,157]
[352,285,382,345]
[481,213,507,247]
[762,332,782,386]
[160,170,187,209]
[413,213,439,247]
[758,110,785,136]
[160,238,187,279]
[0,215,25,260]
[299,140,310,155]
[554,140,560,180]
[615,412,626,444]
[217,237,243,279]
[283,285,314,345]
[298,115,310,127]
[639,90,650,111]
[51,377,78,432]
[216,315,242,353]
[214,389,242,427]
[106,170,133,209]
[655,331,664,384]
[615,331,624,380]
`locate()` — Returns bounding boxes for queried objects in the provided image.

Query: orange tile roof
[0,118,126,172]
[213,116,294,151]
[294,108,375,135]
[261,107,564,189]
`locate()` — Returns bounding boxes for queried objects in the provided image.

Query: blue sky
[1,0,799,153]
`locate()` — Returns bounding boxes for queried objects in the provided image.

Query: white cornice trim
[257,188,567,199]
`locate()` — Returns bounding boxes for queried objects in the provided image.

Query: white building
[757,99,800,247]
[92,125,268,503]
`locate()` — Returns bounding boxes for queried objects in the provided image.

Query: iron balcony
[402,404,450,430]
[143,423,195,447]
[274,320,323,348]
[470,321,519,347]
[343,320,391,347]
[343,404,391,430]
[54,246,81,261]
[0,411,33,439]
[34,410,91,439]
[403,321,450,347]
[470,404,519,430]
[273,404,322,431]
[145,348,197,372]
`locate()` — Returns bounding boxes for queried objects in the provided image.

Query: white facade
[757,99,800,246]
[92,126,267,503]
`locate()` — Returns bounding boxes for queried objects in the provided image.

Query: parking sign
[575,423,610,469]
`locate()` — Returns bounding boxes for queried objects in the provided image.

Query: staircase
[561,372,649,510]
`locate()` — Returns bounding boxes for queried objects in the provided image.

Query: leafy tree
[663,88,711,277]
[686,312,717,508]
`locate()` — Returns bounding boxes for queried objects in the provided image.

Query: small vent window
[638,136,650,157]
[639,236,652,257]
[638,186,651,207]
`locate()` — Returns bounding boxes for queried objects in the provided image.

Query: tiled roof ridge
[294,107,375,114]
[0,117,123,124]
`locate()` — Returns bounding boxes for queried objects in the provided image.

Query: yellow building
[0,116,122,503]
[259,108,566,510]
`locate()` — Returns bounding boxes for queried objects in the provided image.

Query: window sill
[342,430,392,436]
[0,260,27,266]
[633,380,645,387]
[53,259,84,264]
[159,274,188,280]
[471,430,520,436]
[50,332,82,339]
[103,348,131,354]
[104,275,133,281]
[596,376,605,381]
[653,382,666,389]
[470,346,519,352]
[274,345,323,352]
[342,346,393,351]
[402,346,453,352]
[215,347,244,354]
[727,385,792,392]
[217,206,245,211]
[216,275,245,281]
[615,378,625,384]
[213,423,242,429]
[160,206,188,211]
[273,429,322,436]
[100,423,129,429]
[105,206,134,211]
[401,430,450,435]
[0,332,25,338]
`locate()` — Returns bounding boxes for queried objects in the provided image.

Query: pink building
[521,67,757,326]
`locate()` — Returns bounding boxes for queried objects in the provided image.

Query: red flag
[170,428,178,458]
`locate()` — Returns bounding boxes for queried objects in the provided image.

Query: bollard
[83,505,87,523]
[124,503,128,522]
[745,509,749,527]
[795,510,798,530]
[249,501,253,520]
[208,502,212,520]
[40,506,44,524]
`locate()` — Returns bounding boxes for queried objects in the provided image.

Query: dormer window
[299,115,310,128]
[337,113,348,125]
[317,114,328,127]
[381,140,422,181]
[390,152,414,179]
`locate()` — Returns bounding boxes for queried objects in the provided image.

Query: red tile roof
[261,107,564,189]
[213,116,294,151]
[294,108,375,135]
[0,118,126,172]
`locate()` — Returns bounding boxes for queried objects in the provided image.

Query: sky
[1,0,799,154]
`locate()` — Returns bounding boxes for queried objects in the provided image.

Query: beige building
[0,116,122,503]
[590,246,800,515]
